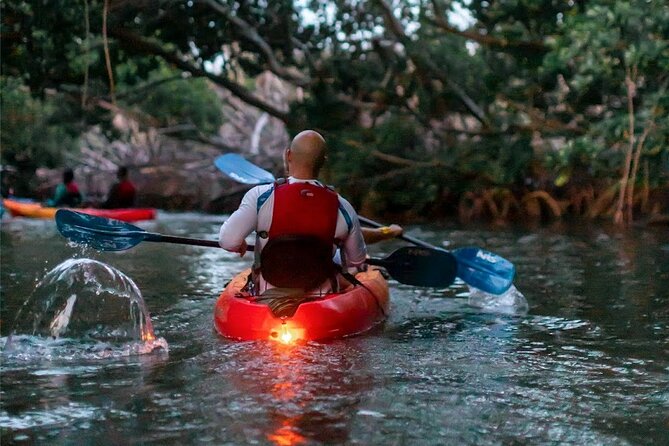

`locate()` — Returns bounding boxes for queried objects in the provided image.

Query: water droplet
[4,258,167,358]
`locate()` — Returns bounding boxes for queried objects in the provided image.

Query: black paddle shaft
[144,233,222,248]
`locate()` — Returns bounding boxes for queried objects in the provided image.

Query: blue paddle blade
[56,209,148,251]
[453,247,516,294]
[214,153,276,185]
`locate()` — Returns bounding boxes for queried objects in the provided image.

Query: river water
[1,213,667,445]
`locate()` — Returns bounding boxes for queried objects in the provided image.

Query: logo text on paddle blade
[476,250,498,263]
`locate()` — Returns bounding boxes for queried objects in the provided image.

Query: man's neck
[288,176,318,183]
[288,168,316,180]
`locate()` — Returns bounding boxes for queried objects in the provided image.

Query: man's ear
[283,148,291,175]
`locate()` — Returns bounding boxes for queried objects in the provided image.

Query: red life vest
[66,182,80,195]
[260,181,341,290]
[64,182,82,206]
[117,180,135,197]
[268,181,340,244]
[116,180,136,206]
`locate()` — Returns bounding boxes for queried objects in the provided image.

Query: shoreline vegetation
[2,1,667,226]
[6,160,667,227]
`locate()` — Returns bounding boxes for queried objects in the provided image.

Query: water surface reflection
[1,215,667,444]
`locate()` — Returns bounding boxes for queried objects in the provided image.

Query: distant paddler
[46,168,83,207]
[99,166,136,209]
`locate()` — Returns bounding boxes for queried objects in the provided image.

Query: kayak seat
[255,287,317,318]
[260,234,337,292]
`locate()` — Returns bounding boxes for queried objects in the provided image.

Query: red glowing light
[269,323,305,345]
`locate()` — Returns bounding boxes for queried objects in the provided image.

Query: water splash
[468,284,529,315]
[3,258,167,359]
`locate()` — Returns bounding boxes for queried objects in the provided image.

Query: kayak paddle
[367,246,456,287]
[213,154,516,294]
[55,210,456,288]
[214,153,276,185]
[357,216,515,295]
[56,209,220,251]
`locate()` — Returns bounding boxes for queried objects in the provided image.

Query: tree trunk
[614,67,637,225]
[626,122,652,223]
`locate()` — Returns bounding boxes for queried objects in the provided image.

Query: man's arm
[338,197,367,270]
[361,225,403,244]
[218,187,262,256]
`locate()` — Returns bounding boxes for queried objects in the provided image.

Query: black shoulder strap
[337,266,364,288]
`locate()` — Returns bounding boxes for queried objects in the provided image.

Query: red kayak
[214,268,390,343]
[2,198,156,222]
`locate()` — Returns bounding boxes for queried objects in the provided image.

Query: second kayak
[2,198,156,222]
[214,268,390,343]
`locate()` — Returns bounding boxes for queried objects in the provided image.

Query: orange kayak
[2,198,156,222]
[214,268,389,343]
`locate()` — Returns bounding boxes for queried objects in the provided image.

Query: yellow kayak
[2,198,156,222]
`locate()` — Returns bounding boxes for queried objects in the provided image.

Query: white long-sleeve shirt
[219,177,367,291]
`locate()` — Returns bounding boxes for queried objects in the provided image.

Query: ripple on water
[0,402,106,430]
[1,335,168,362]
[2,218,668,445]
[468,285,529,315]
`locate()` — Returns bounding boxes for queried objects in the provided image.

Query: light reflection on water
[1,215,668,444]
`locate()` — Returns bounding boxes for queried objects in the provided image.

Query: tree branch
[200,0,310,87]
[500,98,586,134]
[114,74,185,102]
[374,0,489,126]
[370,149,443,168]
[109,27,291,122]
[428,0,548,54]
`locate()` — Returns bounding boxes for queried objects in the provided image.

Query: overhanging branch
[428,0,548,54]
[109,27,291,122]
[374,0,490,127]
[200,0,311,87]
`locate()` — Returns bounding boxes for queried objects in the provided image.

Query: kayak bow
[3,198,156,222]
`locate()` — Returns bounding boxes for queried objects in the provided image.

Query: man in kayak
[100,166,136,208]
[47,168,83,207]
[219,130,377,294]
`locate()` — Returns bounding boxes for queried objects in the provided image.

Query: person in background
[47,168,82,207]
[1,169,15,198]
[100,166,136,209]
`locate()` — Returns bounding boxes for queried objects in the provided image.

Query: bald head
[286,130,327,178]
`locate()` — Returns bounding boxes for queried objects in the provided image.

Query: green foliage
[131,69,223,136]
[322,116,446,214]
[2,0,667,215]
[543,0,669,186]
[0,76,79,171]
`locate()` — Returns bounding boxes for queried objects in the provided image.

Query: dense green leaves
[544,0,669,185]
[0,77,79,172]
[133,69,223,136]
[1,0,667,218]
